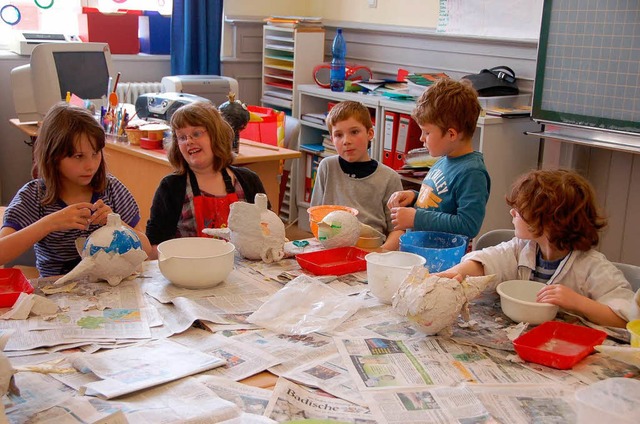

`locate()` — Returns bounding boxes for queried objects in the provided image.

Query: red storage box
[239,106,284,146]
[79,7,141,54]
[513,321,607,369]
[0,268,34,308]
[296,246,368,276]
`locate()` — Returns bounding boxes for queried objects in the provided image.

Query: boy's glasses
[176,129,207,144]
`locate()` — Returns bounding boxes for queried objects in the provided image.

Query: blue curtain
[171,0,224,75]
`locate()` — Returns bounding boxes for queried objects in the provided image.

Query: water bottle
[330,28,347,92]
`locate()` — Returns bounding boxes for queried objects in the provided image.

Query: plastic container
[0,268,34,307]
[139,11,170,54]
[399,231,468,273]
[330,28,347,92]
[239,105,284,146]
[496,280,559,324]
[296,246,368,276]
[574,378,640,424]
[307,205,358,239]
[627,319,640,347]
[365,251,425,304]
[513,321,607,369]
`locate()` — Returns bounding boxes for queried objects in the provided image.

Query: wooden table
[9,119,301,226]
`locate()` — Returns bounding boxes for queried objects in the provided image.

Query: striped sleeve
[103,175,141,229]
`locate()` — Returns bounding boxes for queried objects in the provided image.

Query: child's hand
[89,200,113,226]
[434,271,463,282]
[536,284,584,311]
[47,203,94,231]
[390,207,416,231]
[387,190,416,208]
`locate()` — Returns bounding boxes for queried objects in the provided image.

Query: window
[0,0,172,51]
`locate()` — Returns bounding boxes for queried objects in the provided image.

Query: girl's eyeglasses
[176,129,207,144]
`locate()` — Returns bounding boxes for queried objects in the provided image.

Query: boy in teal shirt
[387,78,490,238]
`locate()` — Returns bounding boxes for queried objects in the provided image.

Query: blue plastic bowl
[399,231,469,273]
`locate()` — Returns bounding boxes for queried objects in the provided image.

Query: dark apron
[190,169,239,236]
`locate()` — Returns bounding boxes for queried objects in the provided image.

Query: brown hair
[411,77,481,140]
[34,102,106,205]
[168,101,234,174]
[506,169,607,251]
[325,101,374,148]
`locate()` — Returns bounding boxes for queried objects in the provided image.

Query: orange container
[307,205,358,238]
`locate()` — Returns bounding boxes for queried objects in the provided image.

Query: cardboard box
[139,11,170,55]
[79,8,140,54]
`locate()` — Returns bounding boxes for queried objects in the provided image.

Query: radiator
[115,82,163,105]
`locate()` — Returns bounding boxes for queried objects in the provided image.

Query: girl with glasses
[145,102,267,259]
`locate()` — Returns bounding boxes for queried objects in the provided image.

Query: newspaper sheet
[335,337,553,391]
[170,328,281,381]
[229,329,337,372]
[4,372,77,422]
[328,299,423,339]
[27,378,243,423]
[141,260,280,304]
[264,378,375,423]
[71,339,226,399]
[0,280,151,351]
[470,384,578,424]
[361,385,493,424]
[193,374,273,416]
[242,257,368,295]
[280,352,366,406]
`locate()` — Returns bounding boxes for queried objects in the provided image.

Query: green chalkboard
[532,0,640,135]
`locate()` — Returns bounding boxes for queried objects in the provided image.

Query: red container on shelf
[0,268,34,308]
[513,321,607,370]
[296,246,368,276]
[79,7,141,54]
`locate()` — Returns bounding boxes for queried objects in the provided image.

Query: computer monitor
[11,42,115,122]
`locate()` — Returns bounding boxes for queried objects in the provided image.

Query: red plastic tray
[513,321,607,369]
[0,268,34,308]
[296,246,368,276]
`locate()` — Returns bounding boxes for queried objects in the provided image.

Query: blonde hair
[168,102,234,174]
[34,102,106,205]
[412,78,480,140]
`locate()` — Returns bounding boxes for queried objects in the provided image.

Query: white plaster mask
[204,193,286,263]
[392,266,495,336]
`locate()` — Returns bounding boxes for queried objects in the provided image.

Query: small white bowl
[496,280,559,324]
[365,251,426,304]
[157,238,235,289]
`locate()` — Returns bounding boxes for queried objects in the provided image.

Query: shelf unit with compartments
[295,84,541,238]
[261,25,325,117]
[295,85,379,231]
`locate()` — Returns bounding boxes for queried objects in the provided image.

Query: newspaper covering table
[1,256,638,423]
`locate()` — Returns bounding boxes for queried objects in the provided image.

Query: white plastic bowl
[157,238,235,289]
[365,251,426,304]
[496,280,559,324]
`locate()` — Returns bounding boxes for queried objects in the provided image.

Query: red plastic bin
[239,106,284,146]
[0,268,34,308]
[296,246,368,276]
[513,321,607,369]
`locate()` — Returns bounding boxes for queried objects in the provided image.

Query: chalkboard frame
[532,0,640,136]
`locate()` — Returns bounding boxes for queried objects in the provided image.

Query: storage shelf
[294,84,542,237]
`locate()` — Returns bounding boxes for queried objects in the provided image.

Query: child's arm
[537,285,627,328]
[0,202,94,265]
[436,259,486,281]
[387,190,416,208]
[380,229,404,251]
